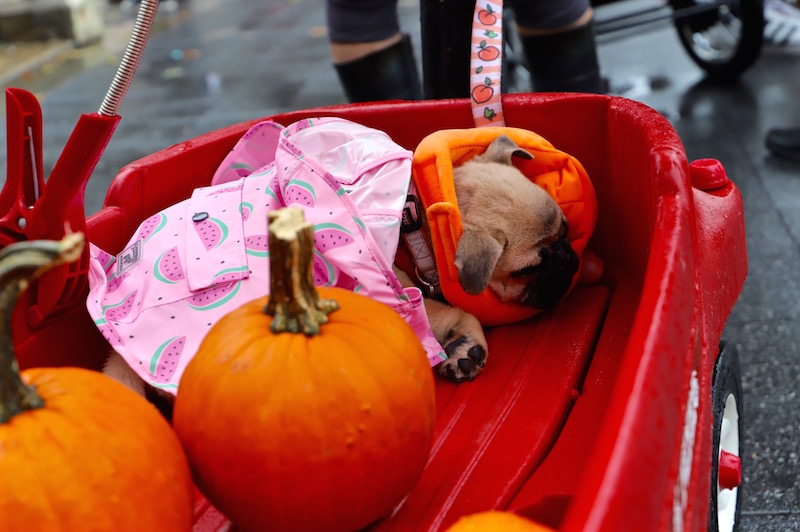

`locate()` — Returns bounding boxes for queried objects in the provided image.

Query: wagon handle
[1,0,160,330]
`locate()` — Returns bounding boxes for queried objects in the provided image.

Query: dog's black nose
[523,237,579,309]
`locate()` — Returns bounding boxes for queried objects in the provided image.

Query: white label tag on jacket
[116,239,143,275]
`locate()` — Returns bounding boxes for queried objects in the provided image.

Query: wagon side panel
[562,103,702,530]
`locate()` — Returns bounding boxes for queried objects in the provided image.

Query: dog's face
[452,135,579,309]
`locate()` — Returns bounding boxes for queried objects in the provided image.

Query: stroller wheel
[671,0,765,80]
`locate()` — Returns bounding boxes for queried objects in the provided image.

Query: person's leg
[765,127,800,159]
[327,0,422,102]
[510,0,603,93]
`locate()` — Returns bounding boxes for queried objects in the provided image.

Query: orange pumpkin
[173,208,436,532]
[446,511,555,532]
[0,234,194,531]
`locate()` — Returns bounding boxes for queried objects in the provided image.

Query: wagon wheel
[709,342,743,532]
[671,0,764,81]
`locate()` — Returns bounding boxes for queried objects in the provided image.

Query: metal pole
[420,0,475,99]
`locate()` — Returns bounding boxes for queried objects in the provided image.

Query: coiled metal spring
[98,0,159,117]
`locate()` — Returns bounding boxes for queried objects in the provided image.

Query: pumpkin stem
[0,233,85,423]
[264,208,338,336]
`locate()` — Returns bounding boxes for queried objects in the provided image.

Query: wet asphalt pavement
[1,0,800,529]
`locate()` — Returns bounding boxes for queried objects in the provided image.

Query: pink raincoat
[87,117,446,394]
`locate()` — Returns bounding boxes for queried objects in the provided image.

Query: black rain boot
[520,19,603,93]
[333,34,423,103]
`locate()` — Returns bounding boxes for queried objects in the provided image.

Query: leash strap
[401,181,440,295]
[470,0,506,127]
[404,0,506,292]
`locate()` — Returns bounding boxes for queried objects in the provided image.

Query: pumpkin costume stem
[264,208,338,335]
[0,233,84,423]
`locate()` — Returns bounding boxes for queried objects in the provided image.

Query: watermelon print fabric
[87,117,446,394]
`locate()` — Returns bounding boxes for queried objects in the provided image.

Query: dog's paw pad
[457,357,473,375]
[467,345,486,365]
[439,336,486,381]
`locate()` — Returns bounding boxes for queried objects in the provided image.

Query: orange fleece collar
[410,126,598,326]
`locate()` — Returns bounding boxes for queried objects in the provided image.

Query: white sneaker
[764,0,800,50]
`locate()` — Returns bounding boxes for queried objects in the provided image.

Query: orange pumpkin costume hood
[410,127,598,326]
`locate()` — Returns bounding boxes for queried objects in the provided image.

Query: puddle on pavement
[609,74,673,99]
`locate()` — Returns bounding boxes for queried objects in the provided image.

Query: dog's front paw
[423,298,488,381]
[438,334,487,381]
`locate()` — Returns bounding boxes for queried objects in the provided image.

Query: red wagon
[2,2,747,531]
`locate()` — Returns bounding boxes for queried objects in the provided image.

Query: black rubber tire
[708,342,743,532]
[671,0,764,81]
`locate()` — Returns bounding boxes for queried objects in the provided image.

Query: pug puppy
[395,134,579,382]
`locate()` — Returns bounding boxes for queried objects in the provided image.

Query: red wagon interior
[13,93,746,530]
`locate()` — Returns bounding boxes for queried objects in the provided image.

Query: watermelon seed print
[96,248,115,274]
[285,179,317,207]
[266,175,282,202]
[149,335,186,383]
[94,318,123,346]
[231,162,253,178]
[239,201,253,222]
[187,281,241,311]
[187,267,247,310]
[245,235,269,257]
[139,212,167,242]
[379,267,405,293]
[102,290,138,322]
[194,216,229,250]
[154,246,186,284]
[106,271,130,293]
[313,250,336,286]
[314,223,355,250]
[294,118,314,132]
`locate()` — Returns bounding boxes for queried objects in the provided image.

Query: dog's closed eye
[559,219,569,238]
[511,263,543,279]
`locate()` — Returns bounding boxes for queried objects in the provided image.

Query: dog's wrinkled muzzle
[523,236,580,309]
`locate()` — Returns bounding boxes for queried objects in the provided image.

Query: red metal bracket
[0,88,44,247]
[3,88,120,333]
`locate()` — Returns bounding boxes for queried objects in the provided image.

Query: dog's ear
[455,226,505,295]
[479,134,534,166]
